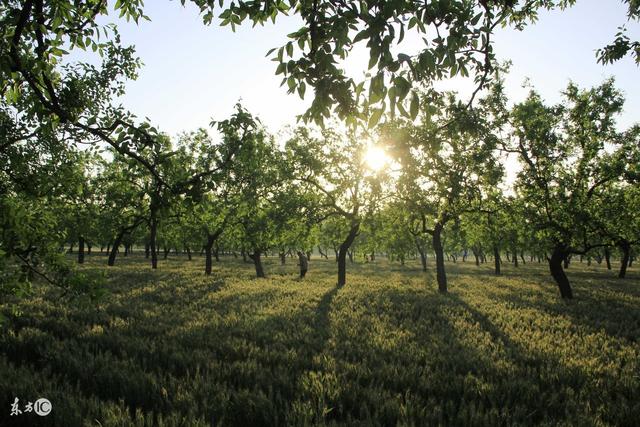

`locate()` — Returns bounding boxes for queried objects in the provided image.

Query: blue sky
[105,0,639,136]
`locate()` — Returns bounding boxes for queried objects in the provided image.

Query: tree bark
[493,245,501,276]
[549,246,573,299]
[250,250,266,278]
[432,223,447,293]
[605,247,612,270]
[150,216,158,269]
[205,235,215,275]
[279,250,286,265]
[78,236,85,264]
[337,223,360,286]
[619,240,631,279]
[108,230,125,266]
[472,248,480,266]
[416,239,427,272]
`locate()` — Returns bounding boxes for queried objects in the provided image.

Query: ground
[0,254,638,426]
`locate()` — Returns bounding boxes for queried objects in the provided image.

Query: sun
[364,146,389,171]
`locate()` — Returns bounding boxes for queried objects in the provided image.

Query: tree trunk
[432,223,447,293]
[472,248,480,266]
[493,245,501,276]
[150,216,158,269]
[186,245,192,261]
[337,223,360,286]
[513,247,518,267]
[549,246,573,299]
[605,247,612,270]
[87,244,92,255]
[108,231,125,266]
[279,250,286,265]
[145,243,150,259]
[205,235,215,275]
[416,239,427,272]
[250,250,266,278]
[619,240,631,279]
[163,246,169,259]
[318,246,327,259]
[520,251,525,265]
[78,236,85,264]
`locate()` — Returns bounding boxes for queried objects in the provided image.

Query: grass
[0,254,639,426]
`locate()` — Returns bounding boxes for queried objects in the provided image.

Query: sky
[98,0,640,137]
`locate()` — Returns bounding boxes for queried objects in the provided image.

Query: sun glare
[364,146,388,172]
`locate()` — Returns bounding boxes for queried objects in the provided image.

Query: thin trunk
[619,241,631,279]
[78,236,85,264]
[605,247,612,270]
[205,235,215,275]
[213,243,220,262]
[338,223,360,286]
[549,246,573,299]
[108,231,125,266]
[493,245,501,275]
[150,216,158,269]
[416,239,427,272]
[279,250,286,265]
[432,223,447,293]
[513,247,518,267]
[251,250,266,278]
[186,245,192,261]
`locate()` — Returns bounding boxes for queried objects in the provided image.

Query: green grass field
[1,255,639,426]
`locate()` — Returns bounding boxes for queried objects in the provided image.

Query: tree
[505,79,631,298]
[386,90,502,293]
[287,127,388,286]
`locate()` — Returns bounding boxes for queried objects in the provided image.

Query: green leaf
[410,92,419,120]
[368,108,384,128]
